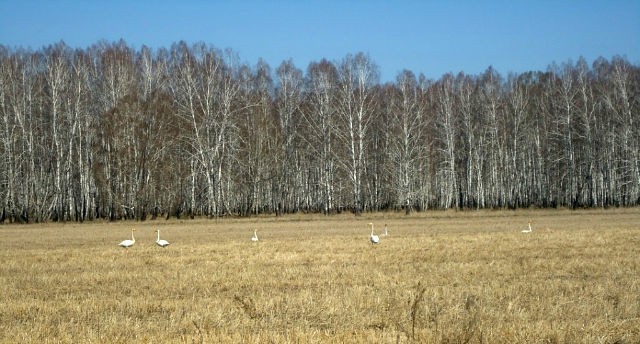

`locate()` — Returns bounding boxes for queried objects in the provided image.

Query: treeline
[1,40,639,222]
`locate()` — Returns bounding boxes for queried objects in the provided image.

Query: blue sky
[1,0,638,82]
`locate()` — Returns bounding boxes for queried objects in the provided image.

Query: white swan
[155,229,170,247]
[369,223,380,244]
[251,229,259,242]
[119,228,136,248]
[521,221,533,233]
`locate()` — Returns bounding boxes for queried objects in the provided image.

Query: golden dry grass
[1,208,639,343]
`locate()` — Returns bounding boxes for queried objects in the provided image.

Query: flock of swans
[118,220,533,248]
[118,228,170,248]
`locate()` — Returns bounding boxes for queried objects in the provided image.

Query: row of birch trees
[1,40,638,222]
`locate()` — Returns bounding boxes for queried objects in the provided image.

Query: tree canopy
[0,41,638,222]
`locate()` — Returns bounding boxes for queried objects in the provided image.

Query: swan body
[369,223,380,244]
[521,221,533,233]
[155,229,170,247]
[119,228,136,248]
[251,229,259,242]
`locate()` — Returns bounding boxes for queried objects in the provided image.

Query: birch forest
[1,40,639,222]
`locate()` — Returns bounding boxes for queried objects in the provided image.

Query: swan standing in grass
[521,221,533,233]
[155,229,170,247]
[369,223,380,244]
[383,224,389,236]
[251,229,259,242]
[119,228,136,248]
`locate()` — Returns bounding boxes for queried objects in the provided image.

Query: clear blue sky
[1,0,638,82]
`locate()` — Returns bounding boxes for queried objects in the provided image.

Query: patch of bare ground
[1,208,638,343]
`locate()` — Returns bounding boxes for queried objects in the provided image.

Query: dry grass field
[1,208,639,343]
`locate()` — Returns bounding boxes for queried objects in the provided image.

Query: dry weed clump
[0,208,639,343]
